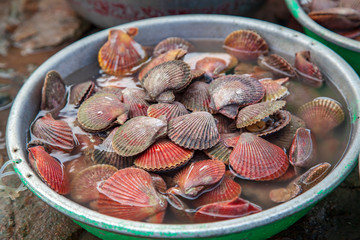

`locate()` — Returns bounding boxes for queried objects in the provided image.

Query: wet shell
[193,175,242,207]
[181,81,214,113]
[41,70,66,111]
[138,49,187,82]
[269,180,301,203]
[153,37,193,57]
[98,168,167,222]
[295,50,323,88]
[195,57,234,78]
[174,159,226,198]
[229,133,289,181]
[147,101,189,121]
[92,127,134,169]
[289,128,317,168]
[112,116,167,156]
[31,113,74,152]
[168,112,220,150]
[236,100,286,129]
[193,197,262,223]
[134,139,194,171]
[204,141,232,165]
[223,30,269,61]
[150,173,167,193]
[253,110,292,137]
[121,88,149,118]
[213,114,237,134]
[234,62,274,80]
[258,54,296,78]
[143,60,192,101]
[297,98,344,136]
[69,81,95,106]
[98,29,147,76]
[308,8,360,30]
[70,164,117,203]
[28,146,70,194]
[65,155,93,181]
[77,92,129,132]
[298,162,331,191]
[260,78,290,101]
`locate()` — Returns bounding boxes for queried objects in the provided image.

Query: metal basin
[66,0,264,28]
[6,15,360,239]
[285,0,360,74]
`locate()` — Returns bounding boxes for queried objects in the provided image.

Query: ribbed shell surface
[260,79,289,102]
[122,88,149,118]
[147,101,189,121]
[69,81,95,106]
[181,81,215,113]
[41,70,66,111]
[258,54,295,78]
[168,111,220,150]
[153,37,192,57]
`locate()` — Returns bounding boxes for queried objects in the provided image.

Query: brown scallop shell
[153,37,193,57]
[258,54,296,78]
[147,101,189,121]
[112,116,167,156]
[236,100,286,129]
[253,110,292,137]
[31,113,74,152]
[174,159,226,198]
[269,180,301,203]
[297,97,344,136]
[121,88,149,118]
[77,92,129,132]
[41,70,66,111]
[298,162,331,191]
[98,29,147,76]
[134,139,194,171]
[289,128,317,168]
[98,168,167,222]
[92,127,134,169]
[143,60,192,101]
[223,30,269,61]
[203,141,232,165]
[28,146,70,195]
[195,56,235,78]
[69,81,95,107]
[213,114,237,134]
[234,62,274,80]
[308,8,360,30]
[180,81,215,113]
[193,197,262,223]
[168,112,220,150]
[295,50,323,88]
[193,174,242,207]
[229,133,289,181]
[260,78,290,101]
[138,49,187,82]
[70,164,117,203]
[209,74,265,117]
[65,155,93,181]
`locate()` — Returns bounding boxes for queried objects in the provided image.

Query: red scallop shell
[153,37,193,57]
[193,175,242,207]
[295,50,323,88]
[174,159,225,198]
[97,167,167,222]
[41,70,66,111]
[77,92,129,132]
[98,29,147,76]
[112,116,167,156]
[150,173,167,193]
[64,155,93,181]
[181,81,215,113]
[69,81,95,107]
[258,54,296,78]
[70,164,117,203]
[121,88,149,118]
[195,57,227,78]
[147,101,189,121]
[134,139,194,171]
[289,128,317,168]
[193,197,262,223]
[223,30,269,61]
[28,146,70,194]
[260,79,289,102]
[31,113,74,152]
[229,133,289,181]
[168,112,220,150]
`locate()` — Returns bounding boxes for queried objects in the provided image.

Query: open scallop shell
[70,164,117,204]
[134,139,194,171]
[252,110,292,137]
[28,146,70,195]
[98,28,147,76]
[295,50,323,88]
[98,168,167,222]
[193,197,262,223]
[41,70,66,111]
[297,97,344,136]
[168,112,220,150]
[69,81,95,107]
[121,88,149,118]
[147,101,189,121]
[112,116,167,156]
[77,92,129,132]
[180,81,214,113]
[229,133,289,181]
[153,37,193,57]
[258,54,296,78]
[31,113,74,152]
[223,30,269,61]
[260,78,290,102]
